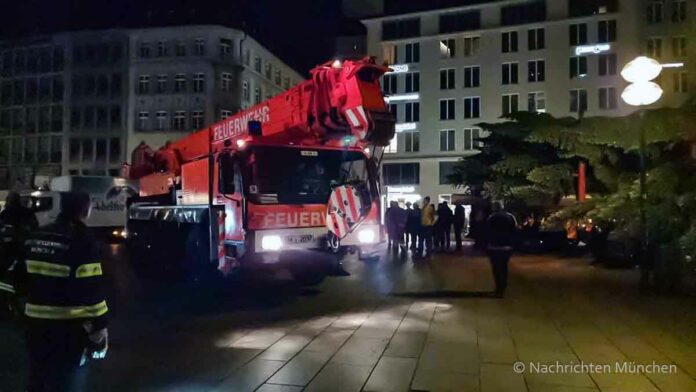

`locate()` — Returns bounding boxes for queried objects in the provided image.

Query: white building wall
[364,0,693,203]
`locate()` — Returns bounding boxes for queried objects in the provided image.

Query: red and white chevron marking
[344,105,368,140]
[326,185,363,238]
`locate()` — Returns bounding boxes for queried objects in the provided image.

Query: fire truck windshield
[242,146,372,205]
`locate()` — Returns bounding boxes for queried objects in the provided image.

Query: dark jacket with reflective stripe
[15,214,108,329]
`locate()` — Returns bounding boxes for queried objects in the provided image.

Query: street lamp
[620,56,663,288]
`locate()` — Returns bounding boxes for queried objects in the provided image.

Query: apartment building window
[647,2,663,23]
[440,129,456,151]
[176,42,187,56]
[219,38,233,59]
[81,139,93,164]
[569,23,588,45]
[156,111,168,130]
[502,94,519,116]
[598,20,617,43]
[382,44,398,65]
[463,97,481,119]
[254,87,261,104]
[193,73,205,93]
[405,72,420,93]
[110,105,121,128]
[254,56,261,72]
[220,110,232,120]
[405,131,419,152]
[502,62,519,85]
[672,0,686,22]
[139,42,151,58]
[674,72,688,92]
[381,18,421,40]
[440,99,455,120]
[389,104,398,121]
[570,56,588,78]
[109,138,120,163]
[382,74,397,94]
[405,102,420,122]
[175,74,187,93]
[138,75,150,94]
[672,37,687,57]
[384,136,397,153]
[463,36,480,56]
[383,162,420,185]
[528,28,545,50]
[598,53,617,75]
[195,39,205,55]
[275,70,282,85]
[156,75,167,94]
[265,63,272,79]
[464,66,480,88]
[570,89,588,113]
[173,111,186,130]
[647,38,663,58]
[242,81,250,101]
[440,69,455,90]
[440,10,481,33]
[598,87,617,110]
[191,110,204,129]
[284,77,290,89]
[405,42,420,63]
[157,41,167,57]
[528,60,545,82]
[221,73,233,92]
[502,31,518,53]
[137,112,149,131]
[463,128,480,150]
[528,92,546,112]
[440,39,456,58]
[111,74,122,97]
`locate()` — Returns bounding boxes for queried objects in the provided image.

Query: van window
[21,196,54,212]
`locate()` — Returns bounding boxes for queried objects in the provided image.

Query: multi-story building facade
[0,25,302,190]
[361,0,693,206]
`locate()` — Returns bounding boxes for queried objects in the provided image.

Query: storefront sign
[387,186,415,193]
[385,64,409,74]
[574,44,611,56]
[395,123,417,132]
[384,93,419,103]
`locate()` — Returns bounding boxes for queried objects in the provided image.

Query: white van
[21,176,138,240]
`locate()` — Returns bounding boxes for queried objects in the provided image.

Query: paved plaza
[2,246,696,391]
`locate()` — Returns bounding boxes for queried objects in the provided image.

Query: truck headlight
[358,228,376,243]
[261,235,283,251]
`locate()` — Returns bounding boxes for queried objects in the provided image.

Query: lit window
[384,135,398,153]
[440,39,456,58]
[528,92,546,113]
[463,36,480,56]
[382,44,397,65]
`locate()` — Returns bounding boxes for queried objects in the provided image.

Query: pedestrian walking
[14,191,109,392]
[0,192,38,313]
[418,197,436,257]
[436,201,453,251]
[453,202,466,251]
[385,201,396,248]
[406,202,421,250]
[486,201,517,298]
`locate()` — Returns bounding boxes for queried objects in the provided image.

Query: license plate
[286,234,314,244]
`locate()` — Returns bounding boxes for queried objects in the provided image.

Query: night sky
[0,0,346,74]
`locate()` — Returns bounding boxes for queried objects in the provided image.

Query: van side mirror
[218,153,236,194]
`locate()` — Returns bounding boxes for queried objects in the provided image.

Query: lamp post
[620,56,663,287]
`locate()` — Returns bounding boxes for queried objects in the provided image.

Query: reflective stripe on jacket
[16,214,108,329]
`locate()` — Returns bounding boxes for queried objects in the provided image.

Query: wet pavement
[2,243,696,391]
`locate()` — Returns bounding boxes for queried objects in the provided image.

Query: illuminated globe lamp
[620,56,663,106]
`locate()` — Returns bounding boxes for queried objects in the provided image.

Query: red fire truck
[125,58,394,285]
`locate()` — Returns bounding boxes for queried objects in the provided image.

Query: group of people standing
[384,196,467,257]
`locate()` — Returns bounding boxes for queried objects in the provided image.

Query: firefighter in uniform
[0,192,38,314]
[14,191,108,392]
